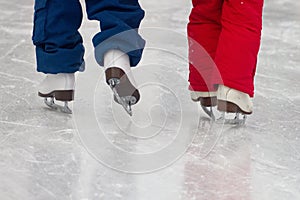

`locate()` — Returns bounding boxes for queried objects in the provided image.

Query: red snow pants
[188,0,264,97]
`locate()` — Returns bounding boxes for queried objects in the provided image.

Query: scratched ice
[0,0,299,200]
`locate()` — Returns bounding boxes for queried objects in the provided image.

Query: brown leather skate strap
[217,100,252,115]
[200,97,217,107]
[105,67,125,84]
[191,96,217,107]
[105,67,140,104]
[38,90,74,101]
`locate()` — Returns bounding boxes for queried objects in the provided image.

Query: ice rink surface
[0,0,300,199]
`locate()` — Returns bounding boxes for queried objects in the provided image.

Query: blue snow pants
[32,0,145,74]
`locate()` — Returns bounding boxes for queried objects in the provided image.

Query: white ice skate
[104,50,140,116]
[191,91,217,120]
[38,73,75,114]
[216,84,253,125]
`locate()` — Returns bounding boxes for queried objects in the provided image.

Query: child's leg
[215,0,264,97]
[32,0,85,74]
[85,0,145,67]
[188,0,223,92]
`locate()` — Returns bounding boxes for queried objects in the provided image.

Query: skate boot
[104,50,140,116]
[217,84,253,124]
[38,73,75,114]
[191,91,217,120]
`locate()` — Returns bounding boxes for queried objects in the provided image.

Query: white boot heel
[38,73,75,114]
[217,85,253,124]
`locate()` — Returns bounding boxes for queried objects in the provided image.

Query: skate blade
[109,81,133,116]
[216,112,246,125]
[44,98,72,114]
[201,105,215,121]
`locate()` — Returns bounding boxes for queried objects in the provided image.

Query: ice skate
[104,50,140,116]
[216,85,253,125]
[191,91,217,120]
[38,73,75,114]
